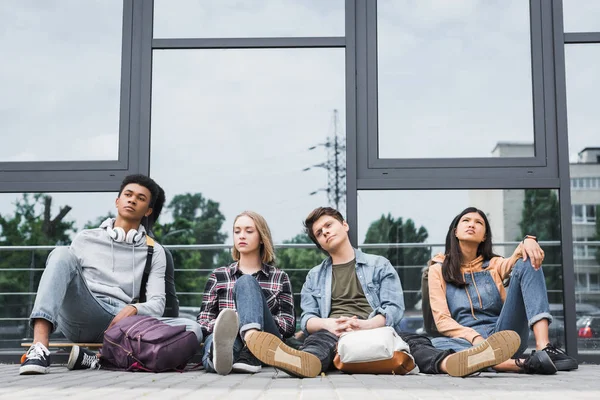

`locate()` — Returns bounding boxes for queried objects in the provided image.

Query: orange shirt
[427,244,524,343]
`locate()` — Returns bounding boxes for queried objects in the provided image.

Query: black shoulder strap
[136,236,154,303]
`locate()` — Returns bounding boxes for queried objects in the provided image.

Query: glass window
[565,46,600,163]
[357,188,564,347]
[590,274,599,289]
[0,191,116,349]
[153,0,344,38]
[573,204,584,221]
[563,0,600,33]
[587,205,597,222]
[150,49,345,312]
[576,273,587,289]
[574,237,585,258]
[566,44,600,354]
[0,0,122,162]
[376,0,534,159]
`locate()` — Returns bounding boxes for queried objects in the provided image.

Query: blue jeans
[29,247,203,343]
[202,274,281,372]
[432,258,552,356]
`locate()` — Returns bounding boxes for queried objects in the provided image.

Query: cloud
[377,0,534,159]
[1,0,598,247]
[0,0,121,161]
[153,0,345,38]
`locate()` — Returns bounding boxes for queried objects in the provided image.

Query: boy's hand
[107,305,138,329]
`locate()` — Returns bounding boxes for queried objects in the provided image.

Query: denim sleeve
[300,270,321,335]
[371,259,405,328]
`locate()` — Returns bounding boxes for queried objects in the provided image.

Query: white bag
[334,326,419,374]
[337,326,410,363]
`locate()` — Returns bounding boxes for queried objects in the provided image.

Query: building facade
[1,0,600,362]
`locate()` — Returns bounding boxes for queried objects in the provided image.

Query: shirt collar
[322,248,364,269]
[229,261,271,278]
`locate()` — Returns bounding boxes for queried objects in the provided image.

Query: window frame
[0,0,151,192]
[354,0,558,187]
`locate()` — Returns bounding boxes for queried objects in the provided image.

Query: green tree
[276,233,324,288]
[0,194,76,321]
[153,193,227,307]
[363,214,429,310]
[276,233,325,321]
[84,212,116,229]
[518,189,561,302]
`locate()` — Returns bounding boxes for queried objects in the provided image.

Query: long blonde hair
[231,211,276,265]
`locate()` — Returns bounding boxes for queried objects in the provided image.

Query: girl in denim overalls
[428,207,578,373]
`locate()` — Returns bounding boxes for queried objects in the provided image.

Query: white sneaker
[211,309,239,375]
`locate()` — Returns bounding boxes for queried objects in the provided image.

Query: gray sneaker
[211,309,239,375]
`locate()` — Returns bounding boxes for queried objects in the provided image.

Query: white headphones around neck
[106,225,144,244]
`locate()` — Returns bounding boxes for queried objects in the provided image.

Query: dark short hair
[303,207,345,249]
[119,174,164,229]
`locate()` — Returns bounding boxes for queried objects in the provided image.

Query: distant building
[571,147,600,303]
[469,143,600,304]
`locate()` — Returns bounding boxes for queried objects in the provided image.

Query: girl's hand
[522,238,544,270]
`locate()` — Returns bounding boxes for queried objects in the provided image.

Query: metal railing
[1,241,599,351]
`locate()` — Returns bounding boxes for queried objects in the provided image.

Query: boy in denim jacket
[245,207,521,377]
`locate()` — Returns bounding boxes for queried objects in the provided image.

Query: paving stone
[0,364,599,399]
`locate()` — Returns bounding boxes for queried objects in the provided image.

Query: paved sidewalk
[0,364,598,400]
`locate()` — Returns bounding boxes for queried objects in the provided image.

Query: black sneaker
[516,351,557,374]
[212,309,239,375]
[541,343,578,371]
[232,347,262,373]
[19,342,51,375]
[67,345,100,370]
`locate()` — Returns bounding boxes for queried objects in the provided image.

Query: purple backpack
[100,315,198,372]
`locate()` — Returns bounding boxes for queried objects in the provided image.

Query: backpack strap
[134,236,154,304]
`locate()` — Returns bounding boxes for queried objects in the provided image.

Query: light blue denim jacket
[300,248,405,335]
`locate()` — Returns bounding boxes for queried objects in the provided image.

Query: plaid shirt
[197,262,296,338]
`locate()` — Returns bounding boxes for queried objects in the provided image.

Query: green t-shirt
[328,259,373,319]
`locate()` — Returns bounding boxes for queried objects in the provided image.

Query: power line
[303,109,346,216]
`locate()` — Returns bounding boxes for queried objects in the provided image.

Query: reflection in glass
[153,0,344,38]
[151,48,345,325]
[377,0,534,159]
[150,49,345,244]
[0,1,122,161]
[565,45,600,352]
[358,188,564,348]
[563,0,600,32]
[0,191,115,349]
[565,46,600,162]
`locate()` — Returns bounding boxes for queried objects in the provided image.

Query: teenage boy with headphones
[20,174,203,375]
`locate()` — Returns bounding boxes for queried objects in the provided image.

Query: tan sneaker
[445,330,521,377]
[246,332,321,378]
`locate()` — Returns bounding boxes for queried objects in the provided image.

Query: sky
[1,0,599,247]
